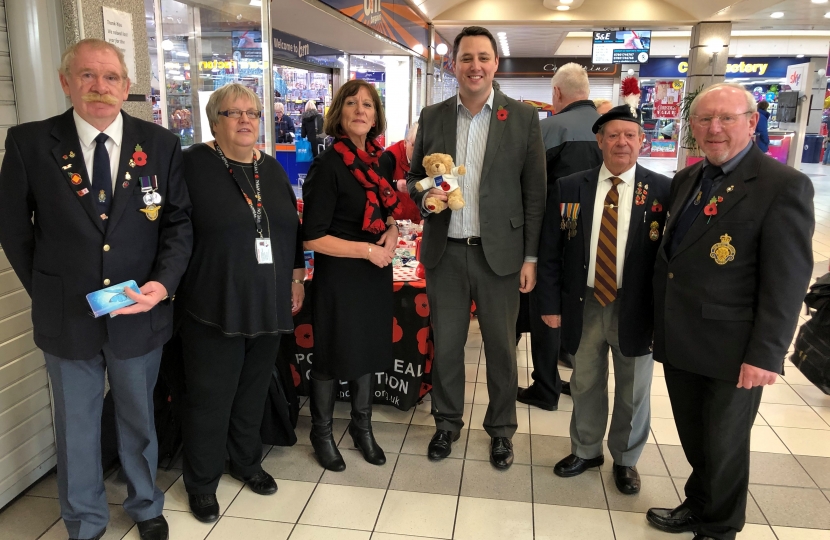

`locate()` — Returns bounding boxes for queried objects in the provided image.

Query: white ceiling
[436,25,569,57]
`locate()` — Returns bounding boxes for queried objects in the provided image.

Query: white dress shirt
[587,163,636,289]
[73,110,123,192]
[447,89,494,239]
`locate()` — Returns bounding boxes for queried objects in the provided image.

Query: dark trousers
[45,345,165,539]
[179,315,281,494]
[664,362,763,540]
[526,288,563,404]
[427,242,519,437]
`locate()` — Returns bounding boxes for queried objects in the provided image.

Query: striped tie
[594,177,622,307]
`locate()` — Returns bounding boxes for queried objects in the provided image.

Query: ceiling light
[826,12,830,17]
[436,43,448,55]
[770,12,784,18]
[675,55,681,58]
[734,54,743,58]
[161,39,174,51]
[705,41,724,55]
[249,0,261,6]
[797,54,805,58]
[812,0,828,4]
[413,43,424,54]
[557,5,570,10]
[560,0,573,3]
[497,32,507,37]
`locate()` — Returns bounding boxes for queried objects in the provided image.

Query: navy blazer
[537,164,671,357]
[0,109,193,360]
[653,144,814,382]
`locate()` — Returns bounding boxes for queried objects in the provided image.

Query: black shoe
[646,505,700,534]
[517,385,558,411]
[309,376,347,472]
[693,536,717,540]
[490,437,514,469]
[428,429,460,460]
[137,516,169,540]
[561,381,571,396]
[70,529,106,540]
[613,464,641,494]
[553,454,604,477]
[230,469,278,495]
[188,493,219,523]
[348,374,386,466]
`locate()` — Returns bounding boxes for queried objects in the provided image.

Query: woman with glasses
[177,83,305,522]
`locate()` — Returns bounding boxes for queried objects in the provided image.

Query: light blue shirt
[447,89,494,239]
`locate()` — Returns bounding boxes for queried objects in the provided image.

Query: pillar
[677,21,731,170]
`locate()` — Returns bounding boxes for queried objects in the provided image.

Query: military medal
[649,221,660,241]
[139,175,162,220]
[635,182,646,205]
[710,233,736,265]
[559,202,580,239]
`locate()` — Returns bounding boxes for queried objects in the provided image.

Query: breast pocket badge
[710,233,736,265]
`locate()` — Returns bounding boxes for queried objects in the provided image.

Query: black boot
[309,376,346,472]
[348,374,386,465]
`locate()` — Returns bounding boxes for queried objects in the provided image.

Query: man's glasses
[219,109,262,119]
[692,112,752,127]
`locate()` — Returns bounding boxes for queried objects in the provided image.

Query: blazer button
[103,244,110,252]
[103,279,111,286]
[579,297,583,302]
[668,272,674,279]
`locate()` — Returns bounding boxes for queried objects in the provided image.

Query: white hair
[305,100,317,112]
[690,82,757,115]
[550,63,590,100]
[593,98,611,108]
[406,122,419,144]
[275,102,285,113]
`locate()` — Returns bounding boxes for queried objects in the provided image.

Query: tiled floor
[3,159,830,540]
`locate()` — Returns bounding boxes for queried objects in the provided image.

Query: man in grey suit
[408,26,546,470]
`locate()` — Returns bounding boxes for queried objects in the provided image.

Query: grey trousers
[570,290,654,466]
[45,344,165,539]
[426,241,520,438]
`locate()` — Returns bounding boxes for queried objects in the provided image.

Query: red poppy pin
[496,105,508,121]
[703,195,724,222]
[651,199,663,213]
[132,144,147,166]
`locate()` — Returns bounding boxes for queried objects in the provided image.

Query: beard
[82,92,120,105]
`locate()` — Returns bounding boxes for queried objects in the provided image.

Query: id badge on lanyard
[256,238,273,264]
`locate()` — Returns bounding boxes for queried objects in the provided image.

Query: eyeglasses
[692,112,752,127]
[219,109,262,119]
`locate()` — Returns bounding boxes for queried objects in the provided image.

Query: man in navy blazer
[0,39,192,540]
[537,105,670,494]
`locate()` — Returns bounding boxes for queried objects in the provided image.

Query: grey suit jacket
[407,91,546,276]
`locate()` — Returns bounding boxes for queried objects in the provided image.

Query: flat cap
[592,104,642,134]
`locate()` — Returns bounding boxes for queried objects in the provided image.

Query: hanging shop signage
[652,80,683,119]
[272,28,342,67]
[497,57,619,78]
[319,0,429,53]
[640,57,804,79]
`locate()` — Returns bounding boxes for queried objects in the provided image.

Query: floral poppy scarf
[332,137,404,233]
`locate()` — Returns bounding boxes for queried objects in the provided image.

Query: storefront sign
[319,0,429,53]
[272,28,341,64]
[652,80,682,119]
[102,7,136,82]
[497,57,619,78]
[650,139,677,158]
[639,57,802,79]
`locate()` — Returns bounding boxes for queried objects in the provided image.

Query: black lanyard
[213,142,263,237]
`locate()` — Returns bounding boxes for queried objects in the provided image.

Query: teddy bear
[414,153,466,213]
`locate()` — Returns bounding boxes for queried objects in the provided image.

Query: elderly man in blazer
[0,39,192,540]
[537,105,671,494]
[647,83,814,540]
[408,26,546,469]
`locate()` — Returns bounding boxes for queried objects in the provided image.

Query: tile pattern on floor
[4,159,830,539]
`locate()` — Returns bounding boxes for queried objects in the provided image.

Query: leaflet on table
[86,280,141,318]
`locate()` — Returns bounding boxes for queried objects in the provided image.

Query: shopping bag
[296,138,313,163]
[791,273,830,395]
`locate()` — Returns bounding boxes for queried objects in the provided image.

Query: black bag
[260,352,300,446]
[155,335,185,468]
[790,272,830,395]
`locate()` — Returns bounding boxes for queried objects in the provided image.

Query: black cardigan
[178,143,303,336]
